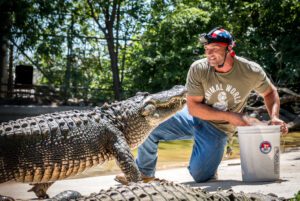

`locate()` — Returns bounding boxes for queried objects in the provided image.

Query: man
[116,27,288,184]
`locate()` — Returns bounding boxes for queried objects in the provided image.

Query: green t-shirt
[186,56,271,135]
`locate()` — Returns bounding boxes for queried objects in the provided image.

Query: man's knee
[188,164,217,183]
[189,169,215,183]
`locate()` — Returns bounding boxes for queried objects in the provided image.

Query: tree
[0,0,29,96]
[2,0,299,103]
[0,0,79,103]
[84,0,148,100]
[205,0,300,86]
[127,0,300,94]
[127,5,210,93]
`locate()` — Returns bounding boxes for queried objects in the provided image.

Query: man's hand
[260,85,288,134]
[228,112,261,126]
[269,116,288,135]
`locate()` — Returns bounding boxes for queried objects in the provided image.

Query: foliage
[127,0,300,93]
[226,0,300,85]
[1,0,299,102]
[295,191,300,201]
[3,0,150,102]
[127,5,210,93]
[9,0,73,82]
[290,191,300,201]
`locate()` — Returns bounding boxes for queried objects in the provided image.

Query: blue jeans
[136,106,227,182]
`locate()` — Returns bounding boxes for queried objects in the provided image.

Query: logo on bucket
[259,141,272,154]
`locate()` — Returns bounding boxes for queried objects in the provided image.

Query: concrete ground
[0,149,299,200]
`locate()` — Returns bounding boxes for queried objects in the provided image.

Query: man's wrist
[223,111,241,123]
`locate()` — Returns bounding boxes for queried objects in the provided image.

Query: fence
[0,83,126,106]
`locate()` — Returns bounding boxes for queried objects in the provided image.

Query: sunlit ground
[71,132,300,179]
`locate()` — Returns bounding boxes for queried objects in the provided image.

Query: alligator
[0,85,187,199]
[51,181,285,201]
[0,180,285,201]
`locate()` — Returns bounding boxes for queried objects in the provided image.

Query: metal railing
[0,83,120,105]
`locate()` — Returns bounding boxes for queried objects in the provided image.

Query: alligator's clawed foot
[0,194,15,201]
[28,182,54,199]
[115,173,160,185]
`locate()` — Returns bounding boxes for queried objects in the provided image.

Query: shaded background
[0,0,299,104]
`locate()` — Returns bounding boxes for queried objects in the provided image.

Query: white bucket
[237,125,281,182]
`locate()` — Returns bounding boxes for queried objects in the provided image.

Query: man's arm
[260,84,288,134]
[186,95,259,126]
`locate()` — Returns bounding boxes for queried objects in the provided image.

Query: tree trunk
[63,17,74,102]
[0,36,8,98]
[106,0,121,100]
[7,44,13,98]
[87,0,122,100]
[106,30,121,100]
[0,10,10,98]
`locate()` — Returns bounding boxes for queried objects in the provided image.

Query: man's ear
[228,45,236,57]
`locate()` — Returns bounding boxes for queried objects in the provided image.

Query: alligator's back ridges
[0,109,111,183]
[72,181,211,201]
[49,181,284,201]
[0,109,101,138]
[0,99,148,183]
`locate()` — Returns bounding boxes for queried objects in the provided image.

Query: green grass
[280,132,300,152]
[290,191,300,201]
[72,132,300,179]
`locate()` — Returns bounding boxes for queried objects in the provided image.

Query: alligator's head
[140,85,187,127]
[121,85,186,149]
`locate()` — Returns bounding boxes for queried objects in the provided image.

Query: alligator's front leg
[108,127,142,183]
[27,182,54,199]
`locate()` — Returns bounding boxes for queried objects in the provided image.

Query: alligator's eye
[142,104,156,116]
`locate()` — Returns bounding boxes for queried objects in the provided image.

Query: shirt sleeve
[252,63,272,94]
[185,62,205,96]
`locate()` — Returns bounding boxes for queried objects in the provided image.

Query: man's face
[204,43,227,67]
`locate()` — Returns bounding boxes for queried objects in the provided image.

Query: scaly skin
[0,180,285,201]
[0,86,187,198]
[49,181,285,201]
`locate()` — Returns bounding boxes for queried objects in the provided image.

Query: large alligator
[0,180,285,201]
[0,85,187,199]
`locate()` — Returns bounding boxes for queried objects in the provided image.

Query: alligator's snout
[151,85,187,104]
[142,85,187,126]
[142,85,187,107]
